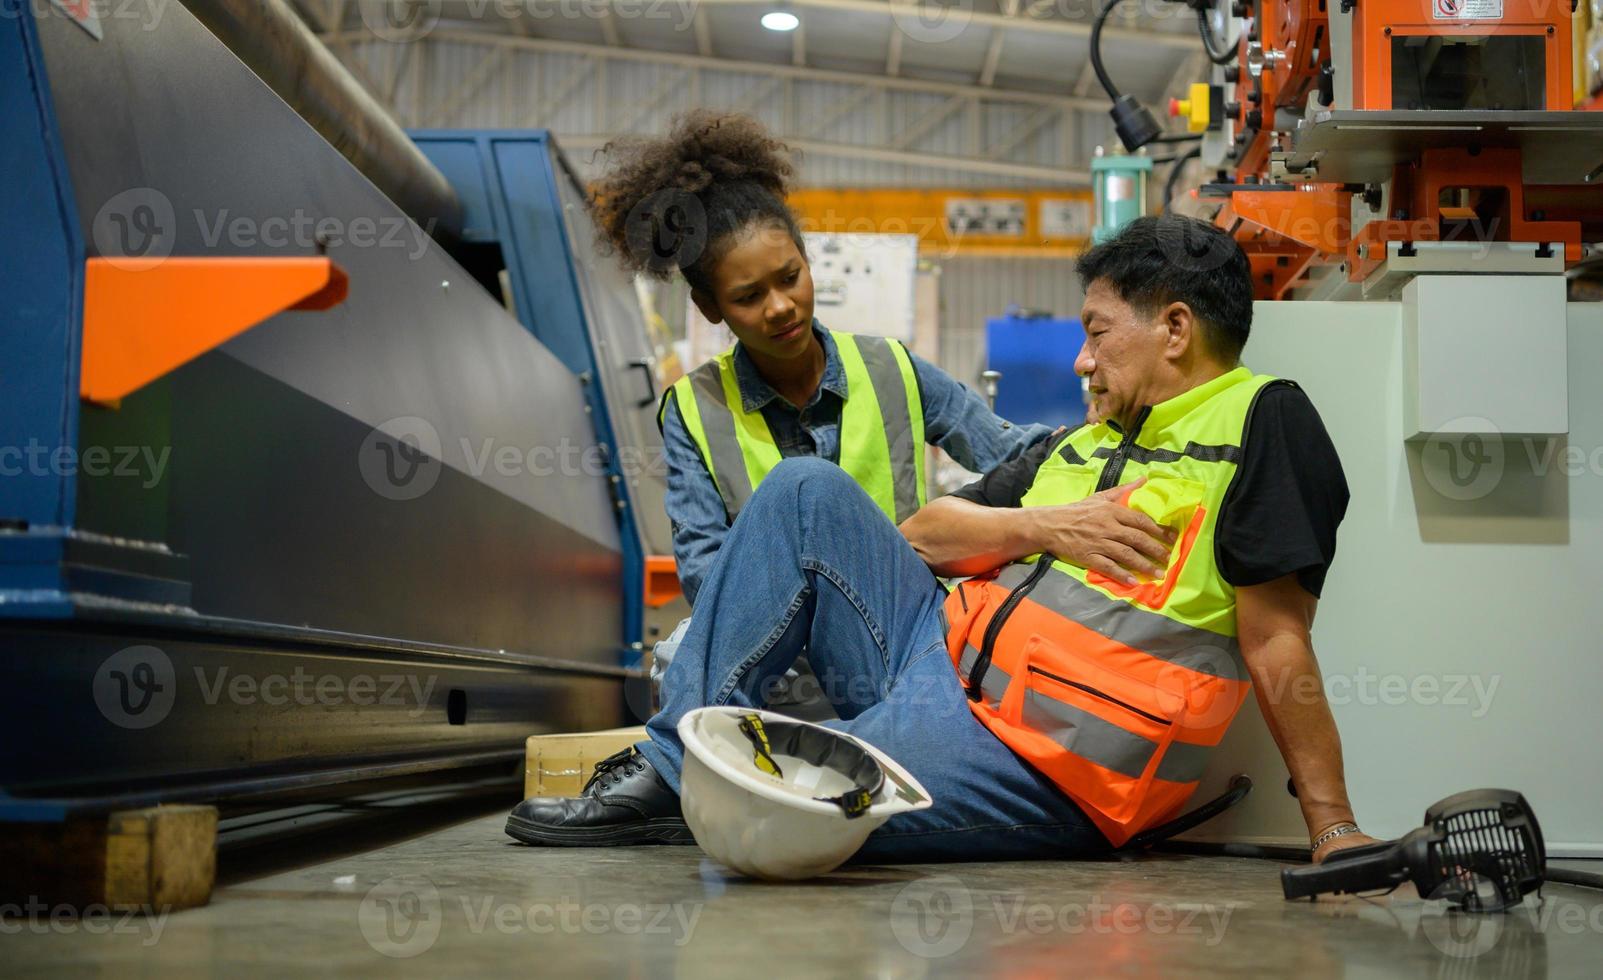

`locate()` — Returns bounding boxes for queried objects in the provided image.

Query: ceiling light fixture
[761,10,800,31]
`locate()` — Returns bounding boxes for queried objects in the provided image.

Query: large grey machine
[0,0,676,824]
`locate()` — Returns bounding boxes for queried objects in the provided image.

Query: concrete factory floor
[8,805,1601,978]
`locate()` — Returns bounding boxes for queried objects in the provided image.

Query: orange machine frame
[1215,0,1584,298]
[1351,0,1572,110]
[1213,184,1353,298]
[1346,146,1583,279]
[1236,0,1330,177]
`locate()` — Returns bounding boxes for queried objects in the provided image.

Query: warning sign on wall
[1433,0,1503,19]
[1039,198,1092,239]
[944,198,1026,237]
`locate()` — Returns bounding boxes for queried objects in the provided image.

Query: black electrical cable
[1197,6,1240,65]
[1090,0,1132,100]
[1122,775,1254,852]
[1151,133,1204,143]
[1164,146,1202,211]
[1549,867,1603,891]
[1154,839,1312,862]
[1156,842,1603,893]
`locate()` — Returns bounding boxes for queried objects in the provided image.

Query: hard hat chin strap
[737,714,785,778]
[830,787,875,819]
[737,713,886,819]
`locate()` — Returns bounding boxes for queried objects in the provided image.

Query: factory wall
[1192,301,1603,856]
[930,255,1085,389]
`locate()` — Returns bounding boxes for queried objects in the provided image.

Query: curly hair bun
[675,160,714,195]
[590,110,801,282]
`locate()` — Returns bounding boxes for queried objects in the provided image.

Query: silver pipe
[183,0,463,241]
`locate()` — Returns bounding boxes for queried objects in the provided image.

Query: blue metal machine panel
[413,136,501,243]
[412,130,679,657]
[0,1,85,615]
[986,313,1089,428]
[0,4,634,816]
[411,133,599,403]
[4,3,627,659]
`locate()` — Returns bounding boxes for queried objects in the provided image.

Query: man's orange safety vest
[944,368,1291,847]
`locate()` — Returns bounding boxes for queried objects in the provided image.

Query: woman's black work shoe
[505,747,695,846]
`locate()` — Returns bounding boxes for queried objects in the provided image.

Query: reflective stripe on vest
[664,330,927,523]
[992,562,1247,683]
[961,639,1213,785]
[944,368,1284,847]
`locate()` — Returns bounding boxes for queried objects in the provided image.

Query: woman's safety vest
[663,331,927,524]
[944,367,1291,847]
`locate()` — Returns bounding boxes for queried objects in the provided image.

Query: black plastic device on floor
[1281,789,1546,912]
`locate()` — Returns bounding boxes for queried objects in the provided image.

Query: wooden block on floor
[524,726,648,799]
[0,805,217,913]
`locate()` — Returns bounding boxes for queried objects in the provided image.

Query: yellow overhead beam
[789,188,1094,258]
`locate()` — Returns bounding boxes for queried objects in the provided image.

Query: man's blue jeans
[635,457,1109,862]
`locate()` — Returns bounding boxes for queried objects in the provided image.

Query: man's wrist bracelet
[1311,822,1360,852]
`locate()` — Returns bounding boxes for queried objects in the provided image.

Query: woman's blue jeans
[636,457,1109,862]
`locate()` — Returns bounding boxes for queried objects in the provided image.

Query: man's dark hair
[1075,215,1254,363]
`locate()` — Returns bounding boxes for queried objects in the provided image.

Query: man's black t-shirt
[949,383,1349,597]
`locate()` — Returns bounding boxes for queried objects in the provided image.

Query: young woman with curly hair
[588,110,1053,610]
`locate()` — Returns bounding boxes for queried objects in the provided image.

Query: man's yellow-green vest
[943,366,1292,847]
[661,330,928,524]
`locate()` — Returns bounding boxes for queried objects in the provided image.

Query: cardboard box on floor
[523,727,647,798]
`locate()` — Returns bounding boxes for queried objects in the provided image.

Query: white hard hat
[677,706,932,880]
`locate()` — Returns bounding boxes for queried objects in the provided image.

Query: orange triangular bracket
[81,256,349,405]
[643,554,683,608]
